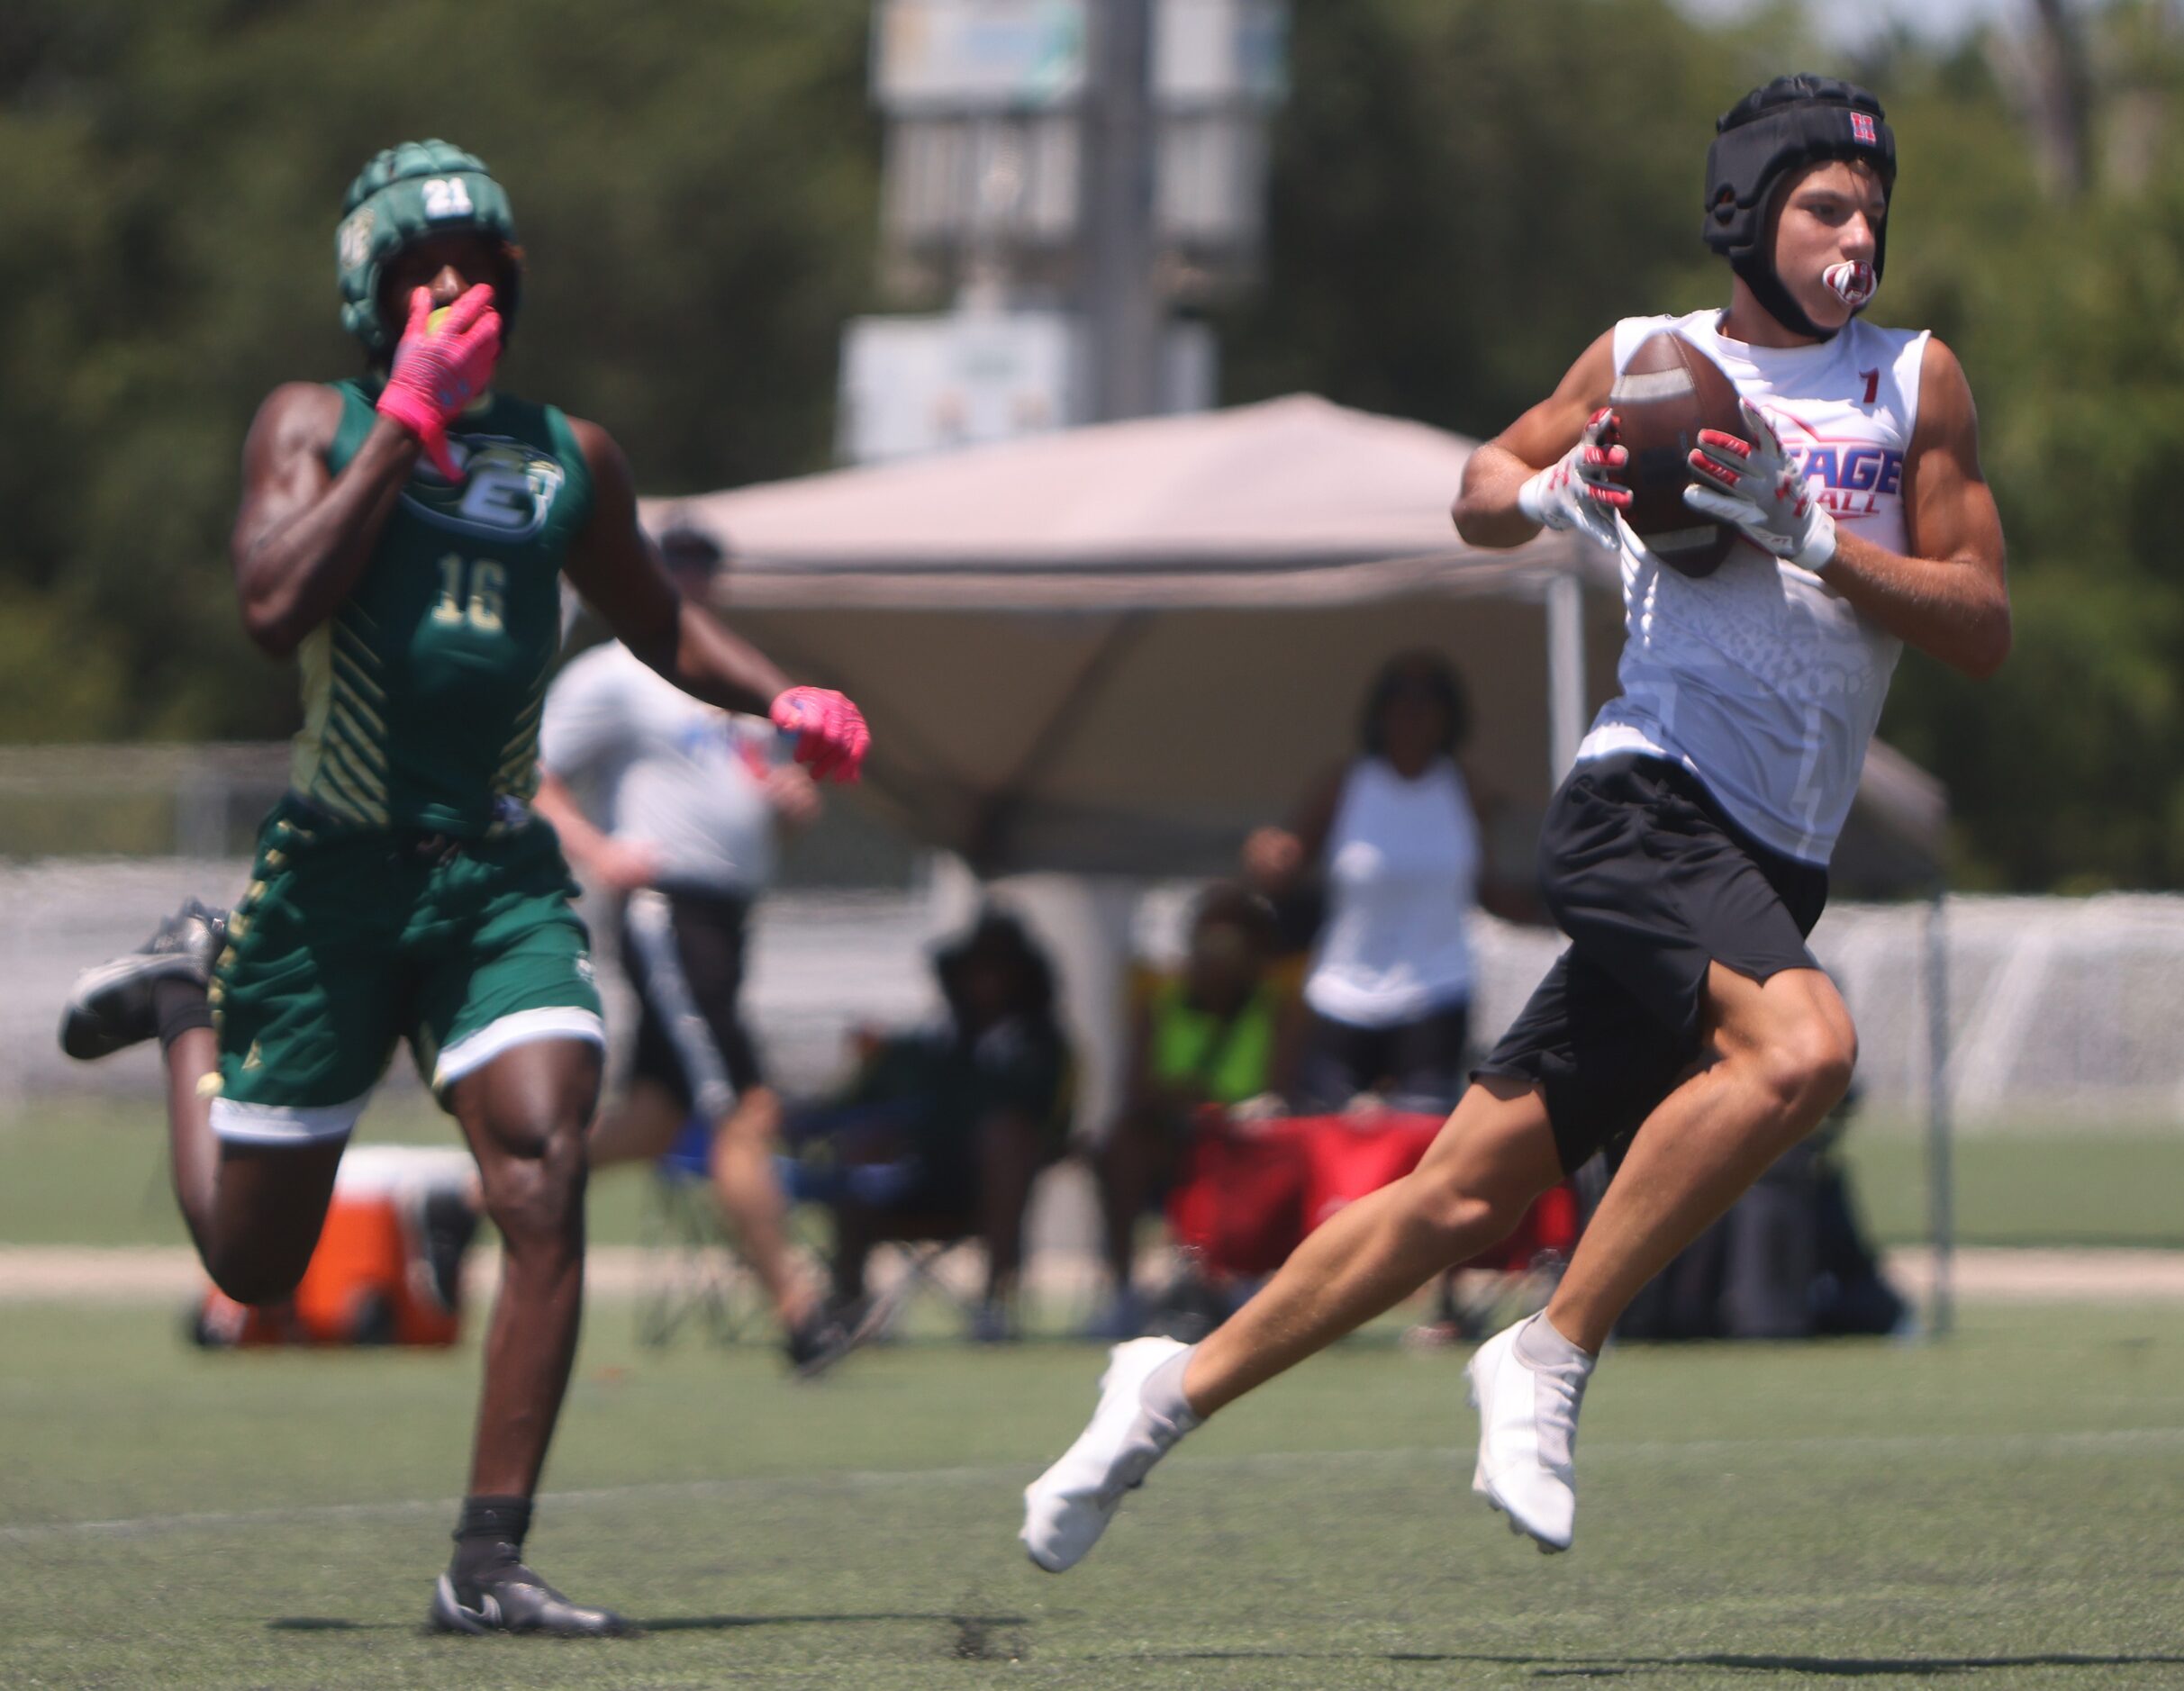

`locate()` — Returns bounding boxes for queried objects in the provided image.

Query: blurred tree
[1218,0,1795,438]
[8,1,2184,890]
[1867,9,2184,889]
[2024,0,2094,197]
[0,0,877,741]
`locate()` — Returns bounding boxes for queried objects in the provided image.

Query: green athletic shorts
[205,797,604,1146]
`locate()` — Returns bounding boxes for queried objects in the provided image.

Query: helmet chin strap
[1731,252,1874,343]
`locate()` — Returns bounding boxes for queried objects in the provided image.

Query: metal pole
[176,757,224,859]
[1083,0,1162,421]
[1545,570,1586,782]
[1924,887,1954,1338]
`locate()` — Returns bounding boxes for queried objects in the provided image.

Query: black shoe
[428,1565,630,1637]
[403,1189,481,1316]
[59,898,227,1061]
[784,1307,855,1379]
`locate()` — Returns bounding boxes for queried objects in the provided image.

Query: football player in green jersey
[59,142,871,1636]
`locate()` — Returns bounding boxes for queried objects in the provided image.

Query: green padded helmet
[335,140,521,357]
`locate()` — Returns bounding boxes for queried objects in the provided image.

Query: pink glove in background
[376,284,502,481]
[769,687,871,782]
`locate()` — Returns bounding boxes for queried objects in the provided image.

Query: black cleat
[59,898,228,1061]
[403,1188,482,1316]
[784,1307,856,1379]
[429,1565,631,1637]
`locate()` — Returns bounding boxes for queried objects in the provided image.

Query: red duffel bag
[1164,1112,1312,1278]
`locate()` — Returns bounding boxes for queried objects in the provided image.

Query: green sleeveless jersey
[292,379,594,836]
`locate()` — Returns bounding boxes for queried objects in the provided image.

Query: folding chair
[634,1116,768,1349]
[860,1048,1077,1341]
[775,1106,986,1340]
[853,1215,987,1340]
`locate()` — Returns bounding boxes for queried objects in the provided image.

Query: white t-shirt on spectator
[539,642,779,897]
[1304,755,1480,1028]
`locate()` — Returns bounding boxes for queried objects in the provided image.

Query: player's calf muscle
[201,1243,308,1306]
[1397,1170,1523,1259]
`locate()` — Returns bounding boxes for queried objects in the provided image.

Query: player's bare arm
[1452,330,1627,551]
[1812,339,2009,677]
[229,382,421,655]
[560,420,792,715]
[563,420,869,780]
[1681,336,2008,679]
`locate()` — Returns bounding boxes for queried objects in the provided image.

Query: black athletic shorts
[618,887,764,1120]
[1476,755,1828,1175]
[1294,1001,1471,1117]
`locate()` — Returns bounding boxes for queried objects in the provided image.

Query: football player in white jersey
[1020,74,2007,1569]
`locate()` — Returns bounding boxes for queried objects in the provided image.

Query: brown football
[1608,330,1745,578]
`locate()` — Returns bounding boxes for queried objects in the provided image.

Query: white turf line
[10,1244,2184,1303]
[8,1425,2184,1545]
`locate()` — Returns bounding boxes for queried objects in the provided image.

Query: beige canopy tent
[648,393,1943,896]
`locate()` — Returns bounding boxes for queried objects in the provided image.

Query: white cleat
[1020,1337,1194,1572]
[1465,1315,1590,1554]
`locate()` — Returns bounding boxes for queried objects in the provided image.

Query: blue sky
[1676,0,2025,47]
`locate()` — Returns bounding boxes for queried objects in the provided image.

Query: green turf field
[12,1096,2184,1250]
[1836,1131,2184,1249]
[0,1094,658,1249]
[5,1302,2183,1688]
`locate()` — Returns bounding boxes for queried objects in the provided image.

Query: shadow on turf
[1526,1655,2184,1679]
[1121,1649,2184,1678]
[270,1609,1033,1652]
[635,1610,1028,1636]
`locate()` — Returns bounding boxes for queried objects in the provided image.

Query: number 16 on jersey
[433,554,507,633]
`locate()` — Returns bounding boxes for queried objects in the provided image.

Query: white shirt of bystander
[1304,755,1480,1029]
[539,642,780,896]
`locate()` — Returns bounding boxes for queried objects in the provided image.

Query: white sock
[1140,1347,1202,1433]
[1514,1312,1596,1373]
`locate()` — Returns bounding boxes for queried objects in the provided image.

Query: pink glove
[376,284,502,481]
[769,686,870,782]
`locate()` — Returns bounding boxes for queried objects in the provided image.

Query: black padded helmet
[1703,75,1896,340]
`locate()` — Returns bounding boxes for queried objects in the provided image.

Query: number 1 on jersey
[434,554,507,633]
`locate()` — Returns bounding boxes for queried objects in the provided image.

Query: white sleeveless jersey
[1576,307,1930,864]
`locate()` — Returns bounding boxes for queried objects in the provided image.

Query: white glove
[1516,408,1628,554]
[1683,397,1838,571]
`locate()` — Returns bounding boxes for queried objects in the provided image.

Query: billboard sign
[875,0,1088,112]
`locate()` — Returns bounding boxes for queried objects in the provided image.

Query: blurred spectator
[1245,651,1485,1117]
[1090,882,1300,1337]
[534,522,839,1370]
[801,909,1073,1341]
